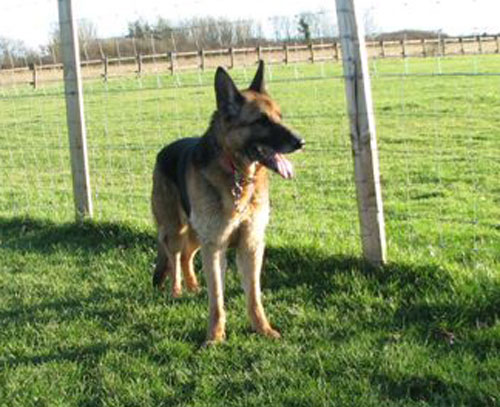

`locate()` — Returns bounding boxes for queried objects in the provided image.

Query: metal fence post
[57,0,93,220]
[335,0,387,266]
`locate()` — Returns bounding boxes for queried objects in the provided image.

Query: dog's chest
[189,185,268,245]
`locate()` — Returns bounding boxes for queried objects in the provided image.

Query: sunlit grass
[0,55,498,406]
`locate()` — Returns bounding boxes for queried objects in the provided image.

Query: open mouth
[253,145,295,179]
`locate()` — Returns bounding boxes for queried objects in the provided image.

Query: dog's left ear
[215,67,245,119]
[249,60,265,93]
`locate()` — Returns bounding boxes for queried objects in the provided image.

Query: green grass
[0,55,499,406]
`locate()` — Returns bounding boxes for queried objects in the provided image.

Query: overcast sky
[1,0,499,48]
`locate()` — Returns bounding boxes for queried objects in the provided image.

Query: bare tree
[78,19,99,60]
[44,18,100,63]
[0,37,31,68]
[363,6,378,37]
[233,20,255,45]
[317,9,338,39]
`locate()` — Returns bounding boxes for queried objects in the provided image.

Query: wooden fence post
[102,55,108,82]
[439,37,445,56]
[333,41,339,61]
[229,47,234,69]
[421,38,427,57]
[459,37,465,55]
[284,44,289,64]
[199,49,205,71]
[477,36,482,54]
[379,40,385,58]
[136,53,142,76]
[57,0,93,219]
[169,51,176,74]
[309,43,315,63]
[29,63,38,89]
[495,35,500,53]
[115,39,122,65]
[400,39,406,58]
[257,46,262,62]
[335,0,387,266]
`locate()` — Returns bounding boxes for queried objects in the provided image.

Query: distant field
[0,55,499,406]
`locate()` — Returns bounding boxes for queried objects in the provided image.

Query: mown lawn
[0,55,499,406]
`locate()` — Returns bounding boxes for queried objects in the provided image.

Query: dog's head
[214,61,304,179]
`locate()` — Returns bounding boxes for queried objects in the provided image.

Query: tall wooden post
[57,0,93,219]
[335,0,387,266]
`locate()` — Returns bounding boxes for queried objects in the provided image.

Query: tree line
[0,10,467,69]
[0,12,341,68]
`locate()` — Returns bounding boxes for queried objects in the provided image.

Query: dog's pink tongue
[275,153,294,179]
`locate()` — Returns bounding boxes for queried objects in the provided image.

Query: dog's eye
[253,115,270,126]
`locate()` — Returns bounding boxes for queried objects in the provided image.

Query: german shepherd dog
[151,61,304,345]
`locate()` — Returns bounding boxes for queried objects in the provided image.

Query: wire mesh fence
[0,0,499,265]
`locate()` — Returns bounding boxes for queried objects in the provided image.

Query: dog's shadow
[2,215,463,308]
[0,216,457,312]
[0,216,155,255]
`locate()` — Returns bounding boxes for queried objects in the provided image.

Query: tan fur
[151,66,298,345]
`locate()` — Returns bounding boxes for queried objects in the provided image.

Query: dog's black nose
[295,138,305,150]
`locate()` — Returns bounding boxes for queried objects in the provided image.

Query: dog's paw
[200,340,219,349]
[186,283,201,294]
[171,287,183,298]
[259,327,282,339]
[152,272,167,291]
[201,335,226,349]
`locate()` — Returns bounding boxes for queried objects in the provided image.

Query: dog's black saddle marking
[156,137,200,216]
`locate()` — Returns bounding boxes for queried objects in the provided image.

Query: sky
[1,0,499,49]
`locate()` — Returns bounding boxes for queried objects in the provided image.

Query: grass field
[0,55,499,406]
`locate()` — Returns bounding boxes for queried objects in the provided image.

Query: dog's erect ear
[249,60,265,93]
[215,67,245,118]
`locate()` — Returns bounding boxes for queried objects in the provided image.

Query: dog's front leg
[237,238,281,339]
[201,244,226,345]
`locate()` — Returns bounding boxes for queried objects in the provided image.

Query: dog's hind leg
[153,238,170,290]
[181,234,201,293]
[155,228,183,298]
[169,250,183,298]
